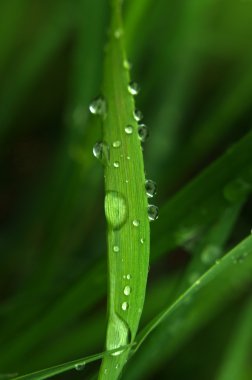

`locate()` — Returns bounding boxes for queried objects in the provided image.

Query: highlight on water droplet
[75,363,86,371]
[124,286,131,296]
[89,96,106,116]
[125,125,133,135]
[140,237,145,244]
[112,140,121,148]
[93,141,110,165]
[145,179,157,198]
[113,161,120,168]
[126,156,130,160]
[132,219,140,227]
[113,245,120,253]
[133,109,143,122]
[128,81,140,96]
[138,124,149,142]
[105,191,128,230]
[147,205,159,221]
[122,302,129,311]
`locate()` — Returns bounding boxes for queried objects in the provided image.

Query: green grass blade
[216,298,252,380]
[97,1,150,378]
[135,235,252,349]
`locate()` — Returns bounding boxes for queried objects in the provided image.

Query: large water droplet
[122,302,129,311]
[125,125,133,135]
[128,82,140,96]
[107,313,131,356]
[105,191,128,230]
[112,140,121,148]
[147,205,159,221]
[124,286,131,296]
[145,179,157,198]
[133,109,143,122]
[223,179,252,203]
[89,96,106,116]
[138,124,149,142]
[93,141,110,165]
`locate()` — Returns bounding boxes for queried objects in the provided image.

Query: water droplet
[124,286,131,296]
[223,179,252,203]
[126,179,129,183]
[113,245,120,253]
[93,141,110,165]
[125,125,133,135]
[133,109,143,122]
[148,205,159,221]
[122,302,129,311]
[89,96,106,116]
[126,274,131,280]
[104,368,108,374]
[114,28,123,39]
[107,314,131,356]
[75,363,85,371]
[138,124,149,142]
[112,140,121,148]
[123,59,132,70]
[145,179,157,198]
[140,237,145,244]
[201,245,221,265]
[113,161,120,168]
[133,219,140,227]
[128,82,140,96]
[126,156,130,160]
[105,191,128,230]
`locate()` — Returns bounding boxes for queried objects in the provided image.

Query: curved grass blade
[97,1,150,378]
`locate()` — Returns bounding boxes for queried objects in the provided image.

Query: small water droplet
[128,82,140,96]
[124,286,131,296]
[133,219,140,227]
[113,245,120,253]
[105,191,128,230]
[89,96,106,116]
[138,124,149,142]
[126,156,130,160]
[104,368,108,374]
[148,205,159,221]
[93,141,110,165]
[145,179,157,198]
[113,161,120,168]
[114,28,123,39]
[112,140,121,148]
[133,109,143,122]
[123,59,132,70]
[223,179,252,203]
[126,179,129,183]
[126,274,131,280]
[122,302,129,311]
[201,245,221,265]
[140,237,145,244]
[125,125,133,135]
[75,363,85,371]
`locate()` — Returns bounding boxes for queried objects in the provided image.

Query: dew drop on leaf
[128,81,140,96]
[112,140,121,148]
[138,124,149,142]
[89,96,106,116]
[133,109,143,122]
[75,363,86,371]
[113,161,120,168]
[132,219,140,227]
[122,302,129,311]
[147,205,159,221]
[93,141,110,165]
[125,125,133,135]
[113,245,120,253]
[145,179,157,198]
[107,314,131,356]
[105,191,128,230]
[123,286,131,296]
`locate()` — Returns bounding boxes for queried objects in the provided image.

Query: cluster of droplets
[145,179,159,221]
[121,274,132,312]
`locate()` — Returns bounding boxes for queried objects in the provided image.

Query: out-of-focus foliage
[0,0,251,379]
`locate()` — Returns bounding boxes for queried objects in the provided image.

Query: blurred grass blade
[217,298,252,380]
